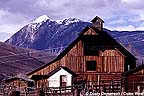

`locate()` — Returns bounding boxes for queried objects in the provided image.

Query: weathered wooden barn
[27,16,144,92]
[123,64,144,92]
[2,74,34,92]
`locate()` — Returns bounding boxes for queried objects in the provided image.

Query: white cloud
[107,24,144,31]
[108,19,125,25]
[0,9,29,24]
[0,0,144,42]
[0,33,12,42]
[122,0,144,9]
[122,0,140,3]
[0,10,9,17]
[0,9,31,41]
[0,24,25,34]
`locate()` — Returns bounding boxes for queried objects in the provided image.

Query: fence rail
[1,80,144,96]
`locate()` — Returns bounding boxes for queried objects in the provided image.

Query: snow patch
[55,20,63,24]
[32,15,49,23]
[55,18,81,25]
[142,39,144,41]
[63,18,81,25]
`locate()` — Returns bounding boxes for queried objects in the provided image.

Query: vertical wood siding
[29,28,126,85]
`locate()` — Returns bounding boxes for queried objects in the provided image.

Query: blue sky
[0,0,144,41]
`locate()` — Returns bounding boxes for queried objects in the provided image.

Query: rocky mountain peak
[32,15,50,24]
[62,18,81,25]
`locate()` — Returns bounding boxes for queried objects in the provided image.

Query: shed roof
[31,66,76,81]
[123,64,144,76]
[4,74,33,83]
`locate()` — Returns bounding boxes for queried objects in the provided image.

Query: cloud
[0,9,29,41]
[122,0,144,9]
[0,0,144,22]
[0,33,12,42]
[0,10,28,25]
[0,0,36,14]
[0,24,25,34]
[32,0,110,20]
[0,0,144,42]
[108,23,144,31]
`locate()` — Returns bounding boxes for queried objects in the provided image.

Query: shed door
[60,75,67,87]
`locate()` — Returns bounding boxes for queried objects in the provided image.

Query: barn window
[84,48,99,56]
[86,61,97,71]
[83,36,100,56]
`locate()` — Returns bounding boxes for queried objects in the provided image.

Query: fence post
[121,87,125,96]
[25,87,27,96]
[65,87,66,96]
[39,88,45,96]
[59,87,62,96]
[72,86,74,96]
[137,85,140,96]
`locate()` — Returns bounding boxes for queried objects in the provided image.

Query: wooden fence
[25,85,83,96]
[1,80,144,96]
[0,84,83,96]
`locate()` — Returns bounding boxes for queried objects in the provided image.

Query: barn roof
[27,25,136,76]
[4,74,33,82]
[91,16,104,23]
[123,64,144,76]
[30,66,76,80]
[89,26,136,59]
[31,75,47,81]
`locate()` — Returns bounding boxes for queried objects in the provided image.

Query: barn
[123,64,144,92]
[27,16,144,93]
[3,74,34,93]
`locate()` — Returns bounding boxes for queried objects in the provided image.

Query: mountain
[108,30,144,64]
[0,42,56,81]
[5,15,90,50]
[5,15,144,64]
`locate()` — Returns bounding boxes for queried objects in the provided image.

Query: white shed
[47,66,76,87]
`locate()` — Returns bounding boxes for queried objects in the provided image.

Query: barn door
[60,75,67,87]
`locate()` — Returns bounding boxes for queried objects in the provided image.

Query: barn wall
[29,40,125,75]
[29,28,126,86]
[6,80,27,91]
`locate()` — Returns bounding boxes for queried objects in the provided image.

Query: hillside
[0,42,56,81]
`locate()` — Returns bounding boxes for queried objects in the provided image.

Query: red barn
[27,16,144,92]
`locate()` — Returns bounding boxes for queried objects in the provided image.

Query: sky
[0,0,144,41]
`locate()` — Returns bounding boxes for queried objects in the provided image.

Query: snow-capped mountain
[32,15,49,23]
[5,15,90,50]
[5,15,144,63]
